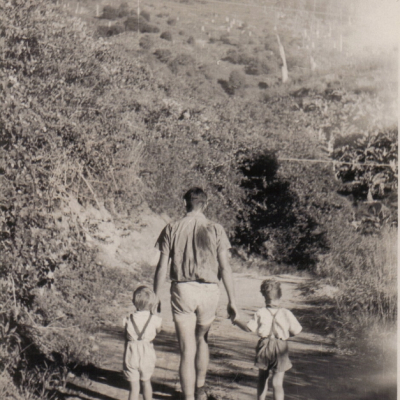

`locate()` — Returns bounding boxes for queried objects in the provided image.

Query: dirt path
[66,273,396,400]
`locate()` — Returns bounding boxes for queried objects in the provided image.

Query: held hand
[227,302,239,322]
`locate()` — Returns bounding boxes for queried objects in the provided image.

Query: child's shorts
[255,337,292,373]
[123,340,156,382]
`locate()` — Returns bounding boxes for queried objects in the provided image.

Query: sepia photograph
[0,0,398,399]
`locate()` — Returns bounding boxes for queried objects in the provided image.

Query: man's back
[156,212,230,283]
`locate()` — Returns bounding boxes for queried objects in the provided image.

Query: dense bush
[0,1,150,396]
[97,23,125,37]
[139,35,154,50]
[223,49,254,65]
[168,53,196,74]
[234,153,329,267]
[317,224,397,342]
[228,70,246,90]
[124,16,159,33]
[101,5,118,20]
[167,17,177,26]
[154,48,172,63]
[140,10,151,22]
[160,31,173,41]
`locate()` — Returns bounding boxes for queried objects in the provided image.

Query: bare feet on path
[66,273,396,400]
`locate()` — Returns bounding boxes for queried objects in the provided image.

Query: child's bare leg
[257,369,270,400]
[142,380,153,400]
[271,372,285,400]
[128,381,140,400]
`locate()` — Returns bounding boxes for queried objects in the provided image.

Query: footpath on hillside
[65,273,396,400]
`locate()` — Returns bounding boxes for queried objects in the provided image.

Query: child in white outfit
[232,278,302,400]
[123,286,162,400]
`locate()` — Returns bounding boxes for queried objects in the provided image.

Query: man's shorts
[170,281,220,326]
[123,341,156,382]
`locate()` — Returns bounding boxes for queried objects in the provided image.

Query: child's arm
[287,310,302,337]
[233,318,252,332]
[155,316,162,334]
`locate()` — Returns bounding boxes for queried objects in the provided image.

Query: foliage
[154,48,172,63]
[101,3,131,20]
[0,0,149,396]
[167,17,177,26]
[160,31,173,41]
[234,152,329,267]
[97,23,125,37]
[333,128,398,203]
[228,70,246,90]
[101,5,119,20]
[168,53,196,74]
[140,10,151,22]
[124,16,159,33]
[317,225,397,341]
[139,35,154,50]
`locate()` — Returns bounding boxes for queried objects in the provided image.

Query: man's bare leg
[195,323,212,389]
[175,316,197,400]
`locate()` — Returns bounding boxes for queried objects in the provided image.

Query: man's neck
[186,209,204,216]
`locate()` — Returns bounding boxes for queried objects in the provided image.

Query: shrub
[117,2,131,18]
[0,1,149,396]
[258,81,268,89]
[168,53,196,74]
[167,17,177,26]
[223,49,239,64]
[234,152,329,267]
[160,31,173,41]
[317,225,397,338]
[140,10,151,22]
[187,36,195,45]
[179,30,185,35]
[139,35,154,50]
[154,48,172,63]
[124,16,159,33]
[228,70,246,90]
[101,5,118,20]
[220,34,232,45]
[245,60,261,75]
[97,23,125,37]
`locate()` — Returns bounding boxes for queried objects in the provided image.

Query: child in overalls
[123,286,162,400]
[232,279,302,400]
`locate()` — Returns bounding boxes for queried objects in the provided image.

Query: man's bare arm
[154,252,169,299]
[218,249,239,320]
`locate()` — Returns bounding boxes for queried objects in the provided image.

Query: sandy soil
[65,273,396,400]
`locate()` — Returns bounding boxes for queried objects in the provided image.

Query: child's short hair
[260,279,282,303]
[183,188,207,212]
[132,286,157,311]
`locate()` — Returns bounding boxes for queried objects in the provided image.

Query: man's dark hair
[183,187,207,212]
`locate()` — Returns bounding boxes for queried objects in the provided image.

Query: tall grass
[317,226,397,341]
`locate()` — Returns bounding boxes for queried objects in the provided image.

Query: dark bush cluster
[167,17,177,26]
[125,16,160,33]
[140,10,151,22]
[160,31,173,41]
[101,3,131,20]
[168,53,196,74]
[223,49,253,65]
[97,23,125,37]
[154,48,172,63]
[140,35,154,50]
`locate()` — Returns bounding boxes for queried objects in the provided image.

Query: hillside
[0,0,397,398]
